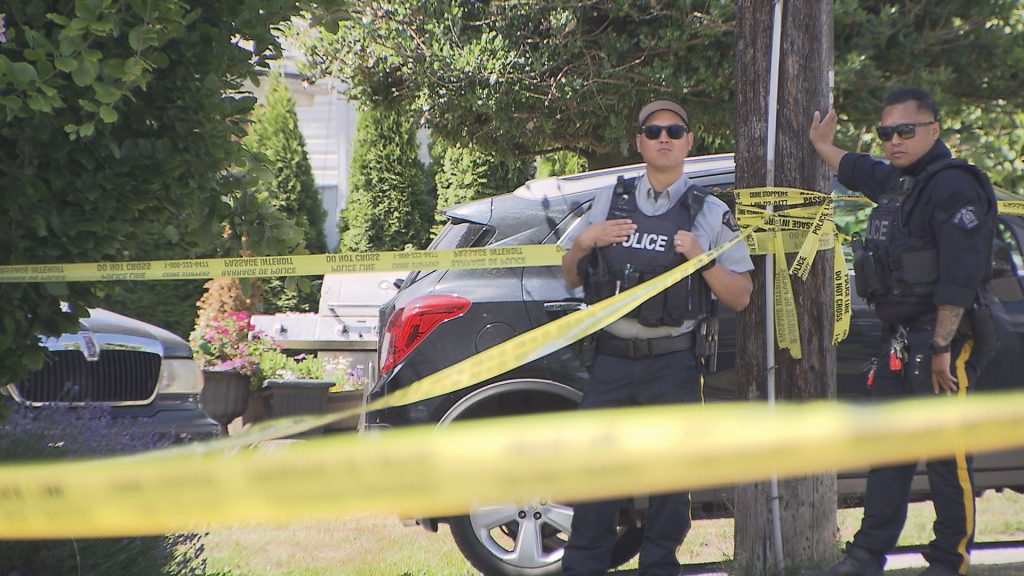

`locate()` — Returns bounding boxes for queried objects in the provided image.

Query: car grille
[13,349,162,405]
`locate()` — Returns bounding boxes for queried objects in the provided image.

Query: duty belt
[596,332,695,359]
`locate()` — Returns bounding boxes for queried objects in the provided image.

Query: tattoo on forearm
[934,304,965,344]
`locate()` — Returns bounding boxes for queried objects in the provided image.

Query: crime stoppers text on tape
[0,245,564,283]
[733,186,831,208]
[2,391,1024,539]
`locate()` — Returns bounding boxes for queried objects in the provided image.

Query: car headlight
[157,358,204,394]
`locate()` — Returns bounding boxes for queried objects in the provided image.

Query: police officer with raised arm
[560,98,754,576]
[808,88,999,576]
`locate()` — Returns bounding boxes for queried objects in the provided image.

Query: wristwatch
[929,340,951,354]
[698,258,717,273]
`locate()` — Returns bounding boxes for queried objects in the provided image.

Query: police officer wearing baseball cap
[560,98,754,575]
[808,89,999,576]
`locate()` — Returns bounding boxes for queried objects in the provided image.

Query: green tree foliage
[832,0,1024,191]
[342,104,434,251]
[246,72,328,254]
[431,138,535,231]
[536,150,590,178]
[294,1,737,168]
[244,71,327,312]
[296,1,1024,186]
[0,1,307,383]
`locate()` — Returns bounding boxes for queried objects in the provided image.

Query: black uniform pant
[850,330,980,575]
[561,348,703,576]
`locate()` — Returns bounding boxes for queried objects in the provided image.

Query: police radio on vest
[620,232,669,252]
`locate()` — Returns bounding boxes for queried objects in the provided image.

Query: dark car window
[403,221,496,287]
[992,221,1024,303]
[431,221,495,251]
[554,202,592,250]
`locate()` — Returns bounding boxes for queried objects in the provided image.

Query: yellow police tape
[0,245,564,283]
[3,391,1024,539]
[833,240,852,343]
[998,201,1024,216]
[789,200,834,281]
[0,191,1016,284]
[0,185,1017,537]
[733,187,850,350]
[133,209,846,457]
[774,232,802,359]
[154,227,753,456]
[2,186,852,459]
[4,187,850,464]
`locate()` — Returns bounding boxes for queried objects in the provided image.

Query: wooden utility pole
[733,2,837,575]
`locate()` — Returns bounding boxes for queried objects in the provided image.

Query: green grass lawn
[205,490,1024,575]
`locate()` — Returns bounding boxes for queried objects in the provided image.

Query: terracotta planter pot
[199,370,251,434]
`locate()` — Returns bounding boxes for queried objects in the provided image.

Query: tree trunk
[733,2,837,575]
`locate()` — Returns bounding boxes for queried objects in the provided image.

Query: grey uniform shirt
[582,173,754,339]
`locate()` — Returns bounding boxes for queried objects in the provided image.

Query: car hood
[80,308,193,358]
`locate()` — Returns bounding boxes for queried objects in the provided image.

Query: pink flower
[189,310,279,384]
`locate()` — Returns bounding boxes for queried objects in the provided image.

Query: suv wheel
[449,500,643,576]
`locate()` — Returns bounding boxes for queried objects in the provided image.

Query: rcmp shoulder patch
[950,205,979,230]
[722,210,740,232]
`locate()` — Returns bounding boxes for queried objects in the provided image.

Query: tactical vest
[852,158,996,323]
[583,176,711,327]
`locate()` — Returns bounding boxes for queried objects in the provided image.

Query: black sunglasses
[875,121,935,142]
[639,124,690,140]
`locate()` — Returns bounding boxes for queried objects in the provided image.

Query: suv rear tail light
[379,294,471,374]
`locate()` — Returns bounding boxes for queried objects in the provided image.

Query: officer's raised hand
[808,104,845,172]
[575,219,637,250]
[562,219,637,288]
[808,105,838,145]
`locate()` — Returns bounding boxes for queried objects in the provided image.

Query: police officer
[808,88,998,576]
[560,98,754,576]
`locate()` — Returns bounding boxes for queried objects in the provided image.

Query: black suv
[367,154,1024,575]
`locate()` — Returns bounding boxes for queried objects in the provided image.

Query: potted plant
[256,349,334,437]
[190,310,280,433]
[323,358,368,432]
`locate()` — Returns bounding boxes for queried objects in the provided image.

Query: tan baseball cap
[637,98,689,127]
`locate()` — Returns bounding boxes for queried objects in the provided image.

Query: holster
[851,237,888,300]
[575,333,598,369]
[695,306,720,372]
[581,249,616,305]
